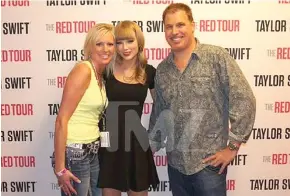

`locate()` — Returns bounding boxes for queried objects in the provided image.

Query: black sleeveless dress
[98,64,159,192]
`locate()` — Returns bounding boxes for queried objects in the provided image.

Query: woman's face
[116,31,139,62]
[91,33,115,68]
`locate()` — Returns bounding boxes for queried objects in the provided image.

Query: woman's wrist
[55,168,67,177]
[55,163,65,174]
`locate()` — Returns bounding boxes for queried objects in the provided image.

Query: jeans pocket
[66,147,89,162]
[206,165,220,173]
[205,165,227,175]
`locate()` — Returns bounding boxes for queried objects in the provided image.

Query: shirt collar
[167,37,202,64]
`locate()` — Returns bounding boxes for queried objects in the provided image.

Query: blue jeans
[168,164,227,196]
[61,152,101,196]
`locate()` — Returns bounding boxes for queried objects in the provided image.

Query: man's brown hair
[162,3,193,22]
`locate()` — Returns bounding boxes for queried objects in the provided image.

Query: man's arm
[148,72,167,153]
[220,48,256,145]
[203,47,256,173]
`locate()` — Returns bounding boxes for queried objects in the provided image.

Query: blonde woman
[53,23,115,196]
[98,21,159,196]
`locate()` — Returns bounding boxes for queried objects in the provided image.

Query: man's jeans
[168,164,227,196]
[61,152,101,196]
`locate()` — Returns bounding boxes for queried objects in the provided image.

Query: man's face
[164,10,195,52]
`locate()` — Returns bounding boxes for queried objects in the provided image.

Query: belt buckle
[67,143,83,149]
[87,140,100,154]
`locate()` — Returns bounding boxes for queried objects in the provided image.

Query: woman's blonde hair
[106,20,147,84]
[83,23,115,61]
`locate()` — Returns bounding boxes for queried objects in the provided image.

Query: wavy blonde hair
[106,20,147,84]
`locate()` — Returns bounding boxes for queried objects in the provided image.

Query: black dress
[98,64,159,192]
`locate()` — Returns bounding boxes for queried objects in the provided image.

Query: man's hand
[202,147,238,174]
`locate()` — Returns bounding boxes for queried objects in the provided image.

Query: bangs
[94,29,110,43]
[115,26,135,41]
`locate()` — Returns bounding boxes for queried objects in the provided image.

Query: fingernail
[77,180,81,183]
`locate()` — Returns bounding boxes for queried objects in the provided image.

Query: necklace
[119,64,136,83]
[90,61,107,110]
[90,61,107,133]
[92,66,102,87]
[122,71,136,83]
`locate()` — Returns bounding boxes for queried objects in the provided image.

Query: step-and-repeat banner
[1,0,290,196]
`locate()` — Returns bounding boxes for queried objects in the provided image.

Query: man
[148,3,256,196]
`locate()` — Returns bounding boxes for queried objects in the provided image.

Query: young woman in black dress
[98,20,159,196]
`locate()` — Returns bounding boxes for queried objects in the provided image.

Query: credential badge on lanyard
[91,61,110,147]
